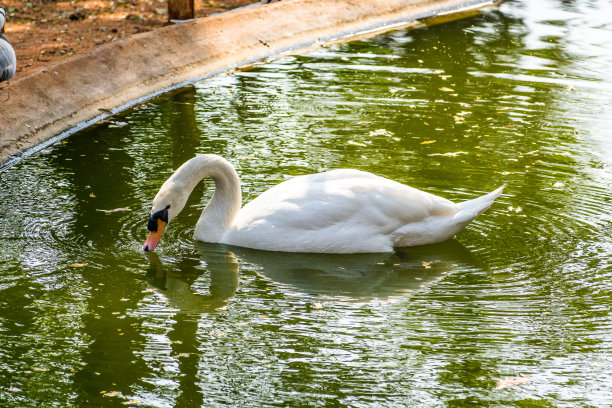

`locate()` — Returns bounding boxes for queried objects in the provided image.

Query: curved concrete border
[0,0,501,168]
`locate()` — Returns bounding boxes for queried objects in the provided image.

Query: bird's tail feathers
[456,184,505,220]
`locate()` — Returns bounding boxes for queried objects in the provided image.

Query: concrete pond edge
[0,0,502,169]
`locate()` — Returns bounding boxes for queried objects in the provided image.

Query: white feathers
[149,154,503,253]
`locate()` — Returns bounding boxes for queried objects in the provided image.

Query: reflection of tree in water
[48,126,154,404]
[51,83,233,402]
[49,121,136,248]
[73,269,152,406]
[47,86,206,404]
[166,86,202,167]
[0,280,38,398]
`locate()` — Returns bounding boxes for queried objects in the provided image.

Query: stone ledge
[0,0,500,168]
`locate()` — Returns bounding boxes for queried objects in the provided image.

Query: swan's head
[142,179,190,251]
[142,205,169,251]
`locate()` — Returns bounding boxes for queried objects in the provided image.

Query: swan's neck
[172,155,242,242]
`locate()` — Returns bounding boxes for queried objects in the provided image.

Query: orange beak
[142,219,167,251]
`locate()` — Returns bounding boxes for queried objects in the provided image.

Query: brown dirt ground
[2,0,258,75]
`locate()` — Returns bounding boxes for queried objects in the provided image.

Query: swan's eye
[147,207,169,232]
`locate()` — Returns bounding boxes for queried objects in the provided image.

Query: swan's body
[143,154,504,253]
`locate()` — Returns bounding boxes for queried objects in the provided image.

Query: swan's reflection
[144,246,239,407]
[143,240,486,405]
[145,247,238,314]
[146,239,486,310]
[194,239,487,302]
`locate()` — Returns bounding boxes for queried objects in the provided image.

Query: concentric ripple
[1,0,612,406]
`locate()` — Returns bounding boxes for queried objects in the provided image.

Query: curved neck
[165,155,242,242]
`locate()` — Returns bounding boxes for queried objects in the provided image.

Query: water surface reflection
[231,240,486,301]
[146,249,238,314]
[147,239,487,307]
[1,0,612,406]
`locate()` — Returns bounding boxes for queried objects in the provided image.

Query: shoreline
[0,0,501,169]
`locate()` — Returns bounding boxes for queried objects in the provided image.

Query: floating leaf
[347,140,367,147]
[443,152,468,157]
[422,262,431,269]
[496,376,530,389]
[69,263,88,268]
[420,140,436,145]
[439,87,454,92]
[430,152,469,158]
[89,193,96,198]
[96,207,131,214]
[369,129,393,137]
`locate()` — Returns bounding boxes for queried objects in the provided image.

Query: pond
[1,0,612,406]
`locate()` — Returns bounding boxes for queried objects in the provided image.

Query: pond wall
[0,0,501,168]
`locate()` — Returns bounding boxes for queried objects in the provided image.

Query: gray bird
[0,7,16,82]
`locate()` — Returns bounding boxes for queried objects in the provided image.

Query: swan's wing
[226,170,458,252]
[239,169,457,226]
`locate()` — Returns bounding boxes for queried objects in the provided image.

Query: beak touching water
[142,219,167,251]
[142,206,170,251]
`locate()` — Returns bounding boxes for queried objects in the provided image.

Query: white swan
[142,154,504,253]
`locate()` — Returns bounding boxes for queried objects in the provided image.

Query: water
[2,0,612,406]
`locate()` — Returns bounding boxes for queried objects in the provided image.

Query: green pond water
[2,0,612,406]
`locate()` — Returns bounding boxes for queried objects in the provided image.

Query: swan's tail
[456,185,505,222]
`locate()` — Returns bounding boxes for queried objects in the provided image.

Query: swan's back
[223,169,462,253]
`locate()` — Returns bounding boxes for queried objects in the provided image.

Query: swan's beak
[142,219,167,251]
